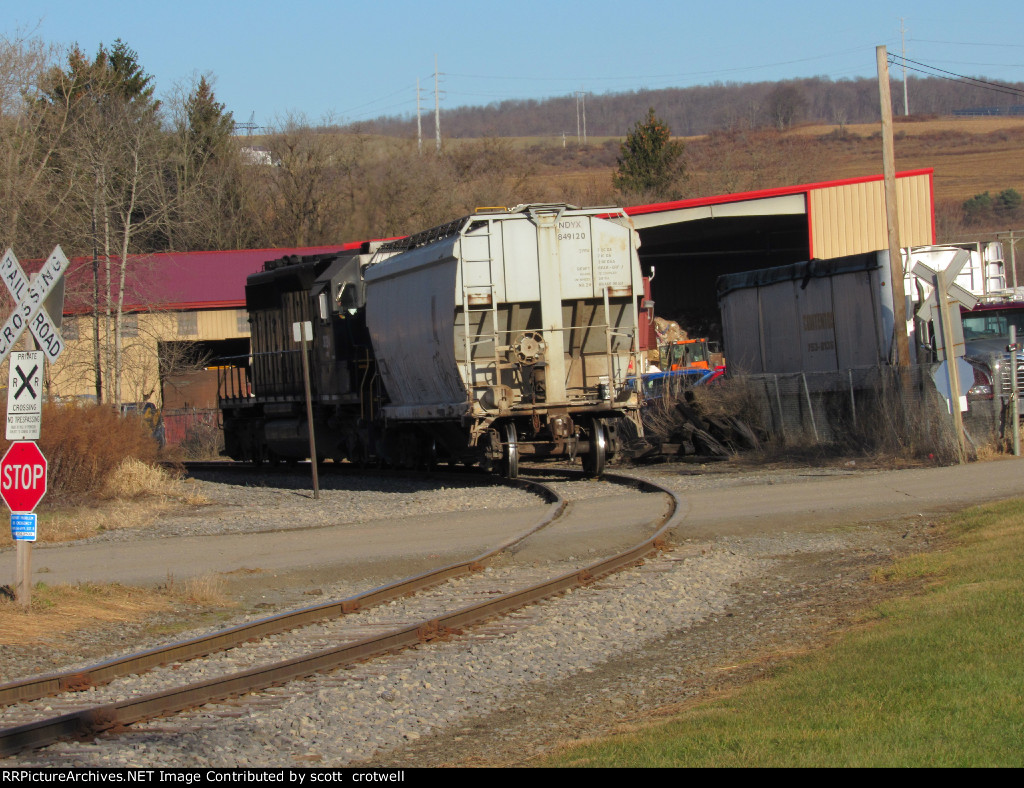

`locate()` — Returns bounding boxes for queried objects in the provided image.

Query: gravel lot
[3,458,1024,767]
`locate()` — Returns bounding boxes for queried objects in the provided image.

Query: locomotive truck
[219,204,646,477]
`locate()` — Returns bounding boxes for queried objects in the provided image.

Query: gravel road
[3,457,1024,767]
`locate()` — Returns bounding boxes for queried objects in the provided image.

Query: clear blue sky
[8,1,1024,129]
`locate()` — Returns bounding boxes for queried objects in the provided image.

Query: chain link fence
[733,364,1001,462]
[162,408,223,459]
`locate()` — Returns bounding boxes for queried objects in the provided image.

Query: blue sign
[11,512,36,541]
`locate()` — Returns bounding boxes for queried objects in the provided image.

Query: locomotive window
[337,282,359,315]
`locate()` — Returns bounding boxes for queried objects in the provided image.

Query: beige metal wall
[43,308,249,407]
[809,173,933,260]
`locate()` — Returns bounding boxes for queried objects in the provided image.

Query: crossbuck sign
[0,246,67,366]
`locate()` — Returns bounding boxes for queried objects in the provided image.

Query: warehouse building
[617,168,935,338]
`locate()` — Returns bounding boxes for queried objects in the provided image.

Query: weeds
[693,367,970,465]
[0,401,160,503]
[158,573,229,606]
[0,576,235,647]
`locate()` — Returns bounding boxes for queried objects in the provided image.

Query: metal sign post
[293,321,319,500]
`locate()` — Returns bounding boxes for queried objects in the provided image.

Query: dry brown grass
[523,115,1024,213]
[0,582,178,646]
[0,575,235,649]
[0,460,207,549]
[794,116,1024,138]
[157,572,230,606]
[0,401,161,503]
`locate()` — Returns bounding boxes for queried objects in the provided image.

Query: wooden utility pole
[877,45,912,370]
[416,77,422,154]
[434,55,441,153]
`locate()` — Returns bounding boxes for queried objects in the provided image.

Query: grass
[0,575,231,651]
[541,499,1024,768]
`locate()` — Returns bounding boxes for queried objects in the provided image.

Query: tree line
[353,75,1024,139]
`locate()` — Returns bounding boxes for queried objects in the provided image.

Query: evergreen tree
[612,107,686,201]
[185,75,234,162]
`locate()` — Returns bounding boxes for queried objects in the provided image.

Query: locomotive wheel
[582,418,607,477]
[501,422,519,479]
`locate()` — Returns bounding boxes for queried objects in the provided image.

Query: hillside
[492,115,1024,241]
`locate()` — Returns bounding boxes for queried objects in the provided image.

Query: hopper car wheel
[582,418,607,477]
[501,422,519,479]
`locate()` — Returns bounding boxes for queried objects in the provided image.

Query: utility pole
[416,77,422,154]
[1010,229,1018,291]
[577,91,585,144]
[900,18,910,115]
[582,89,587,145]
[434,55,441,153]
[877,45,912,371]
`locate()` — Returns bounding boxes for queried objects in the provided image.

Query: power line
[909,39,1024,49]
[888,54,1024,99]
[443,44,875,86]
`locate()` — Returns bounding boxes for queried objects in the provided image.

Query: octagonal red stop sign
[1,441,47,513]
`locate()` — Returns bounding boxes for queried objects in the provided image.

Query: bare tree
[0,31,72,257]
[36,41,171,405]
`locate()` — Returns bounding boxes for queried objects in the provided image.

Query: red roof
[62,243,363,313]
[623,168,934,216]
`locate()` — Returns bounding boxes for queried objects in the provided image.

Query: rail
[0,468,680,757]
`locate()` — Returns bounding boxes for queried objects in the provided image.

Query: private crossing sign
[6,351,44,440]
[0,246,67,366]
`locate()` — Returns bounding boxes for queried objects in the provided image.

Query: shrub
[0,401,161,503]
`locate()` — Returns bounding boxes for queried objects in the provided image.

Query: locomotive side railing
[216,355,253,402]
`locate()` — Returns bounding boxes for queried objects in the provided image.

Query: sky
[7,0,1024,130]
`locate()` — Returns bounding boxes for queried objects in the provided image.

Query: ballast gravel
[2,462,949,767]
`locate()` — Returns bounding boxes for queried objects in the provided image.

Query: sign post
[293,321,319,500]
[912,251,977,465]
[1,245,64,610]
[1,441,47,609]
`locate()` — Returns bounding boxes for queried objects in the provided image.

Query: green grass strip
[544,500,1024,767]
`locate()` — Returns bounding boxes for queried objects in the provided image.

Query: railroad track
[0,468,681,759]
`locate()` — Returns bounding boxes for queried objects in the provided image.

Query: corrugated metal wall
[809,173,933,259]
[197,309,249,339]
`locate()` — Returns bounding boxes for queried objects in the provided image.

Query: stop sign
[1,441,47,512]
